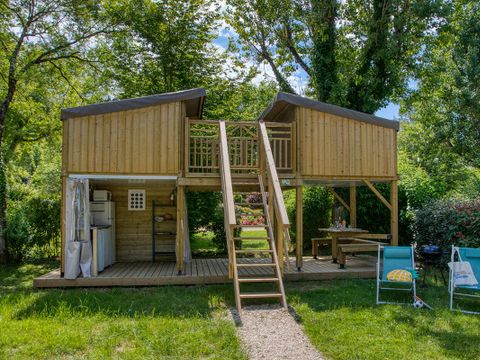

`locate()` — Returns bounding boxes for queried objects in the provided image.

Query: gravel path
[231,305,324,360]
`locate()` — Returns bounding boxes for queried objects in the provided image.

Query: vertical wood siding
[106,185,176,262]
[63,102,182,174]
[297,107,397,178]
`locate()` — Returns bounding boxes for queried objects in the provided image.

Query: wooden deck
[33,255,376,288]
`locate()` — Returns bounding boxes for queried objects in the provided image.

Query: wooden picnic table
[318,227,369,263]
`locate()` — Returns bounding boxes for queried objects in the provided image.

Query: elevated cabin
[51,88,399,309]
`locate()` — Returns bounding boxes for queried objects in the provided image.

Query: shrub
[413,197,480,256]
[5,203,31,262]
[285,186,333,250]
[6,195,60,262]
[186,191,221,232]
[210,206,241,253]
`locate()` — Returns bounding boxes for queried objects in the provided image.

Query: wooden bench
[311,237,351,258]
[311,237,331,258]
[336,234,392,268]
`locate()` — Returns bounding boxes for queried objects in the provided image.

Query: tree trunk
[0,149,6,263]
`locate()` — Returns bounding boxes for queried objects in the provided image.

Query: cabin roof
[258,92,400,131]
[61,88,206,120]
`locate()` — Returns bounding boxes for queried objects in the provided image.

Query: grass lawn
[0,262,246,359]
[190,229,269,257]
[288,279,480,360]
[2,262,479,359]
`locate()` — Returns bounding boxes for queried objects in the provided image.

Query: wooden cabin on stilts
[35,89,400,312]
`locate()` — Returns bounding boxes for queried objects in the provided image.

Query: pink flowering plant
[413,197,480,256]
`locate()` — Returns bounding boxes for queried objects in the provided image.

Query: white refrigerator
[90,201,116,268]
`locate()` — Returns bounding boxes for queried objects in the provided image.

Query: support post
[296,185,303,270]
[349,185,357,228]
[390,180,398,246]
[229,227,234,278]
[92,227,98,277]
[60,175,67,274]
[268,177,275,238]
[176,185,185,274]
[276,219,284,273]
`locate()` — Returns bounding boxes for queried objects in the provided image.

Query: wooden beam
[176,185,185,273]
[362,180,392,211]
[296,186,303,270]
[390,180,398,246]
[329,188,350,212]
[349,185,357,228]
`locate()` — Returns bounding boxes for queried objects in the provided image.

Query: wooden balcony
[186,120,294,177]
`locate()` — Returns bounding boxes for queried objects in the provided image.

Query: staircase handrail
[258,121,291,270]
[219,120,241,309]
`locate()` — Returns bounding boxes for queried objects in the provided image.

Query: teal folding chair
[449,246,480,315]
[376,244,417,305]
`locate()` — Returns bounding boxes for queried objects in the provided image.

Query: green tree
[0,0,109,261]
[402,1,480,169]
[100,0,223,97]
[226,0,444,113]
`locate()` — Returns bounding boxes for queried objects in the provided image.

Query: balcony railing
[186,119,292,175]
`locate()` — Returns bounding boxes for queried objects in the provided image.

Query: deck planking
[33,255,376,288]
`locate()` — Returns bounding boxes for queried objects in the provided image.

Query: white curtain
[64,178,91,279]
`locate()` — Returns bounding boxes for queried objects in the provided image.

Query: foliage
[399,0,480,207]
[101,0,223,96]
[209,206,241,253]
[413,197,480,256]
[226,0,445,112]
[4,141,61,262]
[186,191,222,233]
[203,80,278,120]
[0,0,110,260]
[285,187,333,249]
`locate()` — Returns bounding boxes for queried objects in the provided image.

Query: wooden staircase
[232,175,287,308]
[217,120,290,312]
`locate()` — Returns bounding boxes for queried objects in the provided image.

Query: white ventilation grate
[128,189,146,211]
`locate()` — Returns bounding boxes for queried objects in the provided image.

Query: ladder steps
[238,277,279,283]
[235,202,264,206]
[234,224,267,228]
[236,212,265,216]
[240,292,283,299]
[235,249,273,254]
[234,236,270,241]
[237,263,276,268]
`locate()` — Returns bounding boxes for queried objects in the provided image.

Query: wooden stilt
[349,185,357,228]
[176,185,185,273]
[390,180,398,246]
[296,185,303,270]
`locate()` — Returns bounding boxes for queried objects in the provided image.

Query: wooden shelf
[152,200,177,262]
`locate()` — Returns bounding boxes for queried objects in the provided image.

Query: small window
[128,189,146,211]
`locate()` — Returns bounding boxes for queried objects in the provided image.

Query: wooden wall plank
[297,109,396,178]
[64,103,182,174]
[91,184,177,262]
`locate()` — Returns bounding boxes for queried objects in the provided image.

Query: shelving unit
[152,200,176,262]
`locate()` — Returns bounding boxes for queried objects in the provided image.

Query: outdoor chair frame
[449,246,480,315]
[376,244,417,306]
